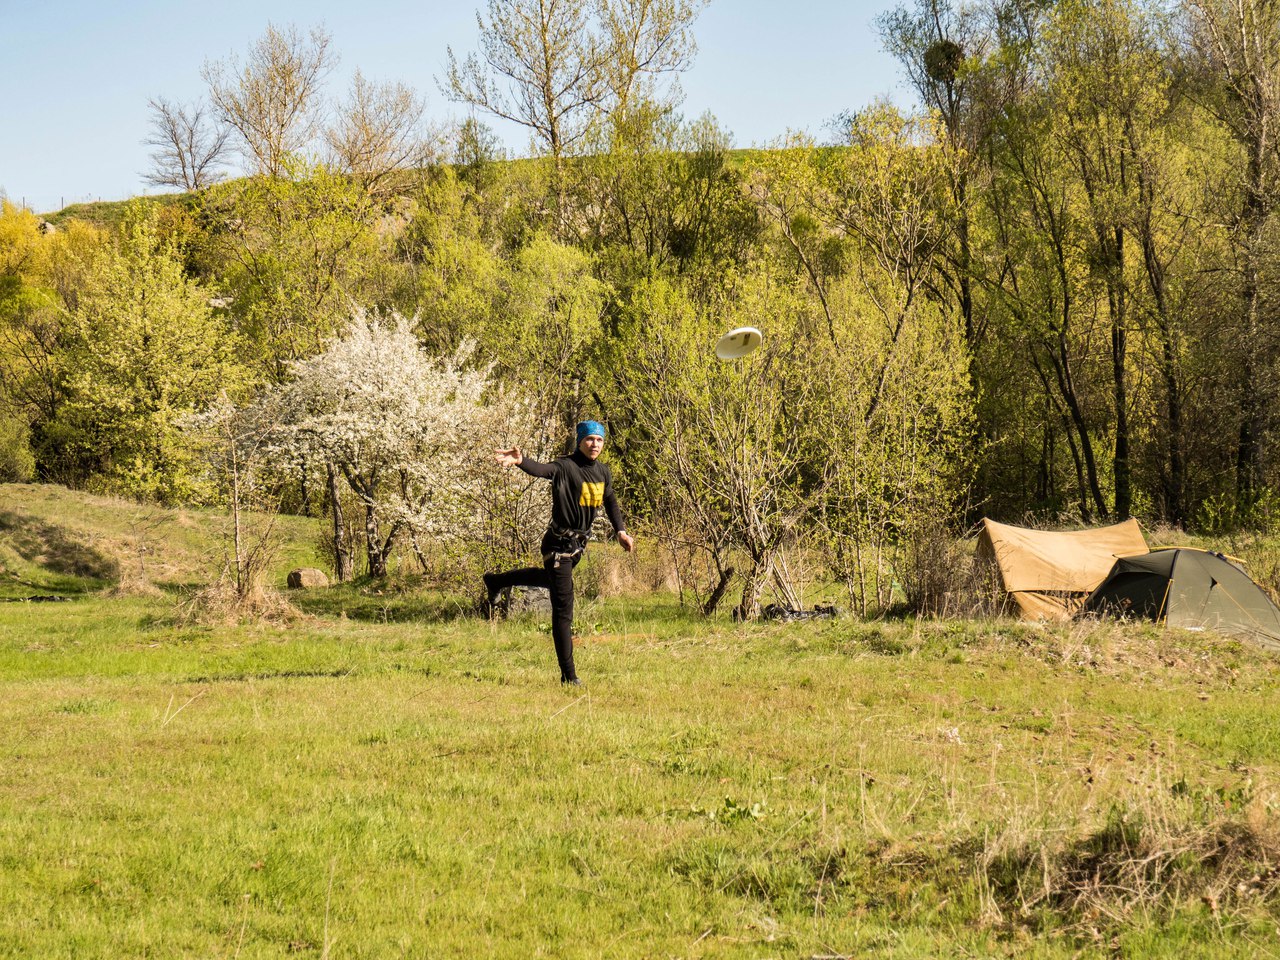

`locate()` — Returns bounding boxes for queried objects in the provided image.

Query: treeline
[879,0,1280,531]
[2,0,1280,615]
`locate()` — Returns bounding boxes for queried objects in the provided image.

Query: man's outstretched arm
[494,446,556,478]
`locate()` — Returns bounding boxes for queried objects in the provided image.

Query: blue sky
[0,0,910,214]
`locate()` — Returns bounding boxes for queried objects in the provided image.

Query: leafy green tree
[0,203,60,439]
[0,203,108,481]
[490,232,607,433]
[1038,0,1175,519]
[610,255,971,619]
[608,275,819,617]
[878,0,992,346]
[1040,0,1233,527]
[576,106,759,283]
[1186,0,1280,506]
[400,166,508,354]
[0,413,34,481]
[745,120,975,611]
[929,0,1239,527]
[984,81,1114,521]
[53,204,243,502]
[197,161,386,385]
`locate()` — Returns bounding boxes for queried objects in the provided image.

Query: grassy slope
[39,150,772,230]
[41,193,188,229]
[1,484,1278,958]
[0,482,324,599]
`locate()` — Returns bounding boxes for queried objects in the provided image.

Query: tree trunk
[1032,349,1100,522]
[408,529,430,574]
[298,458,311,516]
[1037,419,1054,507]
[364,502,392,578]
[327,463,352,582]
[1078,148,1128,522]
[1049,337,1109,520]
[1137,200,1186,527]
[230,439,246,597]
[956,173,975,347]
[1110,224,1130,520]
[735,553,773,621]
[702,564,735,616]
[1237,196,1266,506]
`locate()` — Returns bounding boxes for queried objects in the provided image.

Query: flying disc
[714,326,763,360]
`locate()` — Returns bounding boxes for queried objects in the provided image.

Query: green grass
[2,484,1279,957]
[2,591,1279,958]
[40,192,189,229]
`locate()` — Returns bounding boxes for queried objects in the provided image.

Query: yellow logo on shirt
[579,482,605,507]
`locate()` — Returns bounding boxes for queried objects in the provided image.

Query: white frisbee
[714,326,763,360]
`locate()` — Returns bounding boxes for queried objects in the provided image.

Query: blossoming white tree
[269,309,544,579]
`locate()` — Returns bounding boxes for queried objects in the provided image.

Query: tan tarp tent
[975,518,1149,620]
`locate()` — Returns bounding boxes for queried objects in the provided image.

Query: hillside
[0,482,324,599]
[36,148,775,229]
[40,192,188,230]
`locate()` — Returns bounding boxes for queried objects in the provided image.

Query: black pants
[488,534,583,681]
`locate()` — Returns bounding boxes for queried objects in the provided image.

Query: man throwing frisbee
[484,420,634,685]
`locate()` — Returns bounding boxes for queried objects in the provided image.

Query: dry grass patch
[176,579,304,626]
[976,794,1280,936]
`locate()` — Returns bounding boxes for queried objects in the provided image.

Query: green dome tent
[1081,549,1280,651]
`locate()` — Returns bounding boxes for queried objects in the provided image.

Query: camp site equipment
[1081,549,1280,651]
[714,326,763,359]
[761,604,838,622]
[975,517,1148,621]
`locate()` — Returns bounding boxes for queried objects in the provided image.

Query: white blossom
[263,307,548,565]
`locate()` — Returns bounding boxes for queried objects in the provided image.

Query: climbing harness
[543,525,589,567]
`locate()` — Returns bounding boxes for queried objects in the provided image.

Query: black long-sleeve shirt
[518,451,625,536]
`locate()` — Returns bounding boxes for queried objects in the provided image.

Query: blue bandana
[576,420,605,446]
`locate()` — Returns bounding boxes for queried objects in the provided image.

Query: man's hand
[494,447,523,468]
[618,531,635,553]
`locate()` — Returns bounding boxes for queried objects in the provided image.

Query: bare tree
[878,0,994,348]
[325,70,432,193]
[445,0,608,222]
[598,0,707,118]
[143,97,231,191]
[203,23,336,179]
[183,394,287,604]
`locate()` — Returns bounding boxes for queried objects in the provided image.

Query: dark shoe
[481,573,501,616]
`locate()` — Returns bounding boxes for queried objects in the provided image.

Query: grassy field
[2,485,1279,958]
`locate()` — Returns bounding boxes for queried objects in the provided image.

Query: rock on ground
[286,567,329,589]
